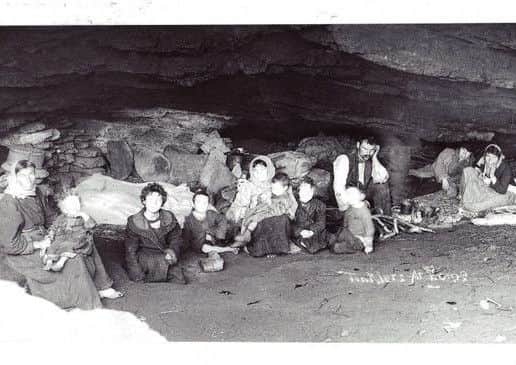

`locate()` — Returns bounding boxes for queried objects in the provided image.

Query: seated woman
[225,155,276,225]
[409,146,473,197]
[460,144,516,212]
[0,160,121,310]
[183,188,238,255]
[242,173,298,257]
[124,183,187,284]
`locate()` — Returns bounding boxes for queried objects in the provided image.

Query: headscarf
[4,161,37,199]
[249,155,275,186]
[480,144,504,177]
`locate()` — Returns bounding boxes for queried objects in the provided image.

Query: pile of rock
[0,122,61,192]
[48,128,107,188]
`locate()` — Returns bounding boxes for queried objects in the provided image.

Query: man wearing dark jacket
[333,137,392,215]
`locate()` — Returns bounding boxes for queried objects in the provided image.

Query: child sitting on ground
[41,191,97,271]
[329,187,375,255]
[292,177,329,254]
[232,172,298,247]
[183,189,239,255]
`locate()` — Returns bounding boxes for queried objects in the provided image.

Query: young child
[329,187,375,254]
[183,189,239,255]
[41,191,97,271]
[232,172,298,247]
[292,177,328,254]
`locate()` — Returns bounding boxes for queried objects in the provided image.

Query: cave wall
[1,25,516,146]
[2,24,515,205]
[1,25,516,192]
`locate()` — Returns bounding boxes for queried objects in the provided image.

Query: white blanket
[472,213,516,226]
[75,174,196,227]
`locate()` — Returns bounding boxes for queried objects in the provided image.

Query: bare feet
[230,239,247,248]
[99,287,124,299]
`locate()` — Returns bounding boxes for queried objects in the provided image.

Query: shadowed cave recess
[2,24,516,203]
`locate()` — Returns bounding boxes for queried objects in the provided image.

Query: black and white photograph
[1,1,516,360]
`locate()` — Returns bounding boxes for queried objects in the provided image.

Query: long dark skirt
[4,248,106,310]
[135,249,173,282]
[247,215,291,257]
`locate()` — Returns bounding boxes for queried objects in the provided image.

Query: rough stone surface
[306,168,332,200]
[164,149,207,187]
[268,151,317,180]
[106,140,134,180]
[134,148,171,183]
[297,136,353,170]
[1,26,516,159]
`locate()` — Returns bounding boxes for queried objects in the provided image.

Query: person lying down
[41,192,97,272]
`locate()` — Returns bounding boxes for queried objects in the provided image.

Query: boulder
[31,142,53,150]
[0,128,60,147]
[73,156,106,169]
[106,140,134,180]
[16,122,47,134]
[199,131,230,163]
[200,152,236,195]
[268,151,316,180]
[134,148,170,182]
[307,168,332,200]
[296,136,351,169]
[163,148,207,186]
[0,173,8,192]
[381,142,413,205]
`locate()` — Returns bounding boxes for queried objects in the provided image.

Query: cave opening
[3,23,516,343]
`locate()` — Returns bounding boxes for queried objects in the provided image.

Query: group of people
[410,143,516,212]
[1,135,515,310]
[123,142,381,284]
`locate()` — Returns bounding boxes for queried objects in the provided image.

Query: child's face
[346,187,365,205]
[299,183,314,203]
[271,182,288,197]
[144,192,163,214]
[459,147,471,161]
[193,194,209,213]
[61,196,81,217]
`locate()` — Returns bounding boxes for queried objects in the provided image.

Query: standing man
[333,136,392,215]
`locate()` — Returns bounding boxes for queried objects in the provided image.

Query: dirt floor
[96,221,516,343]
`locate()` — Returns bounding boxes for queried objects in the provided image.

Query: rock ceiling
[1,24,516,144]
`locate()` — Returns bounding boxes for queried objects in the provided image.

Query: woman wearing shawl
[226,155,276,225]
[0,160,120,310]
[226,156,295,257]
[124,182,187,283]
[460,144,516,212]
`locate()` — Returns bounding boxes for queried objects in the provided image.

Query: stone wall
[0,107,233,192]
